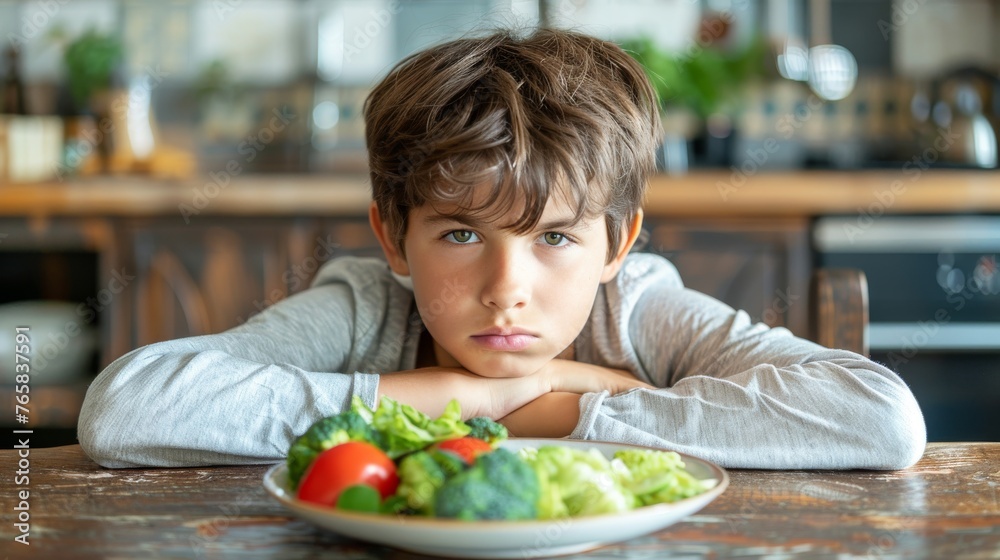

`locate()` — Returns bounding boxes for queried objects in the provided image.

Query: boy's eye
[445,230,478,244]
[541,232,568,246]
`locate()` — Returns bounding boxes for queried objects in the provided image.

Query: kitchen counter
[3,170,1000,217]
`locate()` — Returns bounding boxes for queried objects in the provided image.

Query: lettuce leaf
[519,446,714,518]
[351,395,470,459]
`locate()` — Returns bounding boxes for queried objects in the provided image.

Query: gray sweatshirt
[78,254,926,469]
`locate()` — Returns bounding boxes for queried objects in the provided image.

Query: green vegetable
[519,446,635,518]
[288,396,473,489]
[336,484,381,513]
[396,449,466,515]
[354,396,471,458]
[463,416,509,444]
[286,409,382,489]
[434,448,540,521]
[287,396,714,522]
[378,494,409,515]
[614,449,714,505]
[520,446,715,518]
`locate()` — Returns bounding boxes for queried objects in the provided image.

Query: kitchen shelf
[2,170,1000,218]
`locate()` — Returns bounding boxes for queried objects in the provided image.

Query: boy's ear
[600,209,644,283]
[368,202,410,276]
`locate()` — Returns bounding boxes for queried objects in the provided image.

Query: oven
[815,216,1000,441]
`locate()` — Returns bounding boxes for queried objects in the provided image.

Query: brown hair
[364,28,661,262]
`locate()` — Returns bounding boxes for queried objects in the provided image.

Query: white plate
[262,438,728,559]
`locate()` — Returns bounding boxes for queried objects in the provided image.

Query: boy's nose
[480,248,531,311]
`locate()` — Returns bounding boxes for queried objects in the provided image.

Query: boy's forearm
[498,392,582,438]
[377,368,551,421]
[376,360,647,425]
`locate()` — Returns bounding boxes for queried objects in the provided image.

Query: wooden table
[3,443,998,558]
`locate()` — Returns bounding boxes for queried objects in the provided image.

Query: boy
[79,29,925,470]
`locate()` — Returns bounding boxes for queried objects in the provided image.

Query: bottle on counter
[3,45,27,115]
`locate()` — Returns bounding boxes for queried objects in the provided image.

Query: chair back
[810,268,869,355]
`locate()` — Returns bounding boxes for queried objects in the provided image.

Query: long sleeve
[571,255,927,470]
[78,257,417,468]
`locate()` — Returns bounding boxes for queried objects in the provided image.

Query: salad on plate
[283,396,717,521]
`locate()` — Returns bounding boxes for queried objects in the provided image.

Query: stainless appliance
[815,216,1000,441]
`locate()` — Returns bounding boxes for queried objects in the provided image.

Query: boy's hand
[541,359,655,396]
[497,364,654,438]
[378,367,552,421]
[377,361,653,423]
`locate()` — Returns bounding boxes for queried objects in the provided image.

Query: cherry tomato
[433,437,493,464]
[296,441,399,506]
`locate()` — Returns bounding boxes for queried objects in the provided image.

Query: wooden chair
[810,268,869,356]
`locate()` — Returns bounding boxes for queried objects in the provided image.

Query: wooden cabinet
[644,217,812,338]
[287,217,383,294]
[113,218,296,354]
[112,216,384,354]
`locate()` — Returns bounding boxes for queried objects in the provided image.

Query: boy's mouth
[470,334,538,351]
[470,326,539,351]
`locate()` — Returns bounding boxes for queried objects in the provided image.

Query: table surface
[2,442,998,559]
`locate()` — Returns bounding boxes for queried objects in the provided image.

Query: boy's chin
[461,356,548,379]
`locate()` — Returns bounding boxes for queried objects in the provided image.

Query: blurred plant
[620,34,767,120]
[194,59,243,103]
[53,28,123,110]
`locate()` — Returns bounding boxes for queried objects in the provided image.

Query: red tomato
[296,442,398,506]
[434,437,493,464]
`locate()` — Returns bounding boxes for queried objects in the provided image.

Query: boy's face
[373,187,639,379]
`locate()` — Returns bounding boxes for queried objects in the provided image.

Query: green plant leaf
[62,28,123,107]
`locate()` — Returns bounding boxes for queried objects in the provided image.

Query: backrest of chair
[810,268,870,355]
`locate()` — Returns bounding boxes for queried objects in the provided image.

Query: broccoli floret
[463,416,509,444]
[434,448,539,521]
[396,449,467,515]
[430,447,468,478]
[286,410,383,489]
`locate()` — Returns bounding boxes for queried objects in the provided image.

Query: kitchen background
[1,0,998,447]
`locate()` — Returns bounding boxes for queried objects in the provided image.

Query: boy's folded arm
[78,283,368,468]
[573,285,927,470]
